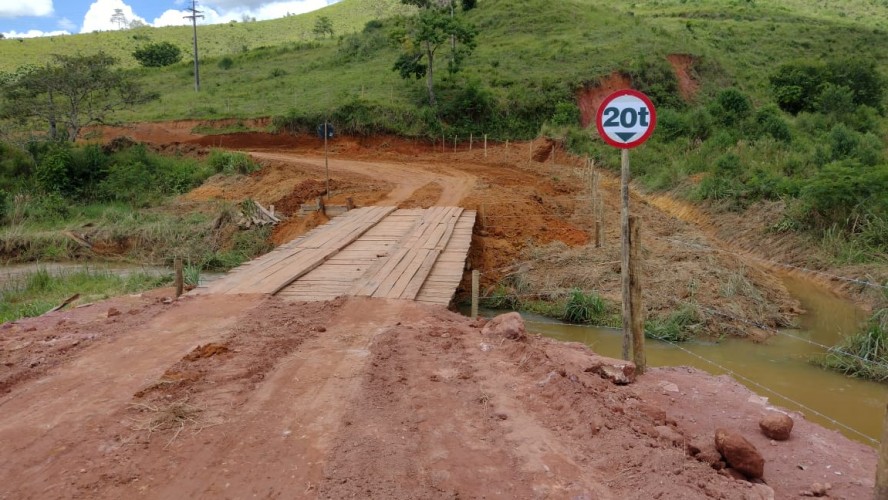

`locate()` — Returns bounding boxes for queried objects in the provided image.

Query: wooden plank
[399,249,441,300]
[383,249,431,299]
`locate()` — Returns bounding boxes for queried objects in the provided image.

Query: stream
[471,275,887,446]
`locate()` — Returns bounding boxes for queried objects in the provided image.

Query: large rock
[481,312,527,341]
[584,354,636,385]
[759,412,793,441]
[714,428,765,480]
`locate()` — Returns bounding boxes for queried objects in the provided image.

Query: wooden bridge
[194,206,476,305]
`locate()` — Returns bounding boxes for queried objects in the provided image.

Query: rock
[715,428,765,480]
[584,355,636,385]
[800,482,831,497]
[481,312,526,341]
[759,412,793,441]
[660,382,680,393]
[654,425,685,447]
[747,483,775,500]
[106,307,121,318]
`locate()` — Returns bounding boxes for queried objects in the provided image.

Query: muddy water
[474,277,887,446]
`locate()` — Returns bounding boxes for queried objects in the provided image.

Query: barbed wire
[642,329,880,445]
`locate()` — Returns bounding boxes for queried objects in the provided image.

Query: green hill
[0,0,411,72]
[2,0,888,266]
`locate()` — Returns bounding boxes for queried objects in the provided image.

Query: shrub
[770,62,825,114]
[628,57,683,109]
[800,160,888,230]
[133,42,183,68]
[207,150,260,175]
[35,146,72,194]
[755,105,792,142]
[562,289,607,324]
[826,59,884,111]
[218,56,234,70]
[711,88,752,126]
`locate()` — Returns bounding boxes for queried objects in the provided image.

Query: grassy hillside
[0,0,410,73]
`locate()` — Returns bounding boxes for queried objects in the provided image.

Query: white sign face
[596,90,657,149]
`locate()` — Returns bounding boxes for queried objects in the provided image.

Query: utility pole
[184,0,204,92]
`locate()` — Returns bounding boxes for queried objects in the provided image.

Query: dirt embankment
[0,295,876,498]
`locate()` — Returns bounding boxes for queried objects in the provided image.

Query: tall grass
[818,307,888,381]
[0,266,170,323]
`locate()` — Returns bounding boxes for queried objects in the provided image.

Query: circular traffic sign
[596,90,657,149]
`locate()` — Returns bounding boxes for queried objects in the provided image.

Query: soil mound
[577,72,632,128]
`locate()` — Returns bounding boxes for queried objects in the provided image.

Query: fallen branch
[48,294,80,313]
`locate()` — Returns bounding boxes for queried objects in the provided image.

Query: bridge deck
[195,206,475,306]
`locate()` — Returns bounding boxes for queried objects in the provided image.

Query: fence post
[471,270,480,319]
[877,401,888,499]
[484,134,488,158]
[174,258,184,298]
[470,133,473,151]
[529,140,533,165]
[629,215,645,374]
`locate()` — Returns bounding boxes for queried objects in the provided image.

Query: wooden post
[317,196,326,216]
[269,204,275,218]
[454,136,457,152]
[479,203,487,229]
[324,121,330,199]
[484,134,488,158]
[174,258,184,298]
[529,140,533,164]
[471,270,480,319]
[629,215,645,374]
[469,133,473,151]
[346,197,355,211]
[620,148,631,361]
[877,401,888,500]
[593,169,603,248]
[551,145,556,167]
[442,134,445,153]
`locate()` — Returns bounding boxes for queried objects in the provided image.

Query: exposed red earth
[0,122,876,498]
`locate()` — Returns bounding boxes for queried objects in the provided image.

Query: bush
[826,59,885,111]
[755,105,792,142]
[218,57,234,70]
[35,146,72,194]
[628,57,683,109]
[770,62,826,114]
[800,160,888,230]
[132,42,183,68]
[711,88,752,126]
[207,150,260,175]
[645,304,700,342]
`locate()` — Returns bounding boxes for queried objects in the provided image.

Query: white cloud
[0,1,53,18]
[57,17,77,31]
[153,0,330,27]
[80,0,147,33]
[2,29,69,38]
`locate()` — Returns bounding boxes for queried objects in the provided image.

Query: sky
[0,0,341,38]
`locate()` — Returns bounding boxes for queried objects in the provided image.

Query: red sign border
[595,89,657,149]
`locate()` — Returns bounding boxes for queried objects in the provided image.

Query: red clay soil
[0,295,876,498]
[577,72,632,128]
[668,54,701,102]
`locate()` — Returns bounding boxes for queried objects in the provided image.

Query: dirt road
[0,290,876,498]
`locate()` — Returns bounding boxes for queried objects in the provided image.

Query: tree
[391,6,477,106]
[313,16,334,38]
[129,19,147,29]
[0,52,158,142]
[110,8,128,30]
[133,42,183,67]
